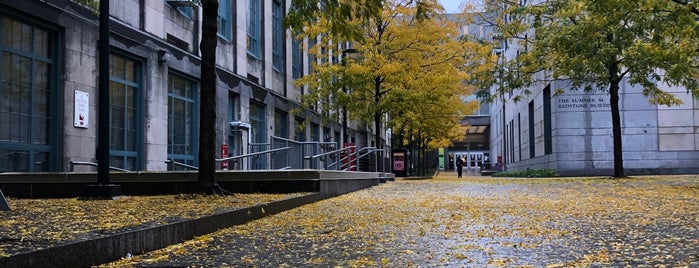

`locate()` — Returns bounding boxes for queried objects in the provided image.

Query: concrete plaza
[104,172,699,267]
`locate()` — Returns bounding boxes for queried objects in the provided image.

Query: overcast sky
[439,0,483,13]
[439,0,464,13]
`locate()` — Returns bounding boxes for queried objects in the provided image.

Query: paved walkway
[104,173,699,267]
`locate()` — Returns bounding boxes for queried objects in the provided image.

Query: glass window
[274,109,288,138]
[249,102,266,169]
[0,16,56,172]
[246,0,261,58]
[218,0,231,39]
[294,117,305,142]
[292,38,303,79]
[272,0,283,70]
[164,0,193,18]
[168,73,197,170]
[307,37,316,74]
[227,94,238,157]
[109,53,142,171]
[310,123,319,142]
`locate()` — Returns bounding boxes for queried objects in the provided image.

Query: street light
[341,48,358,145]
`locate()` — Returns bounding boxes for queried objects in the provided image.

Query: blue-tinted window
[109,53,143,171]
[247,0,261,58]
[0,15,57,172]
[167,73,198,169]
[292,38,303,79]
[249,102,266,169]
[218,0,231,39]
[272,0,283,70]
[274,109,288,138]
[294,117,305,142]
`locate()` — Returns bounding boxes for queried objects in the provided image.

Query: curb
[0,193,324,268]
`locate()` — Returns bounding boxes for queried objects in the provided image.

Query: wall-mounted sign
[556,95,610,111]
[74,90,89,128]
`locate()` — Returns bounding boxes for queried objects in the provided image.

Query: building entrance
[452,152,485,170]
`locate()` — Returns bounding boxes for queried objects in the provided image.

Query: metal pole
[97,0,110,184]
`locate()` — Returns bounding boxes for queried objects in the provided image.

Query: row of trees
[92,0,698,193]
[472,0,699,177]
[286,0,493,151]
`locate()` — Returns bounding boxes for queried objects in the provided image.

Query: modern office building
[0,0,387,173]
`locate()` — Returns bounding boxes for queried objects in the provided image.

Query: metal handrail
[306,146,357,170]
[356,147,386,173]
[217,147,291,162]
[69,161,131,172]
[217,147,291,170]
[306,146,354,160]
[165,159,199,170]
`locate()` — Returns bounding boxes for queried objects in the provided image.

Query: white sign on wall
[74,90,89,128]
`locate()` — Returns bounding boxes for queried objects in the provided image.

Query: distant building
[486,3,699,176]
[0,0,386,173]
[440,13,493,172]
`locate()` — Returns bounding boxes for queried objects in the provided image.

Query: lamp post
[341,48,358,144]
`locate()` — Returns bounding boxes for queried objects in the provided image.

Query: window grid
[109,53,142,171]
[0,15,55,172]
[272,0,283,70]
[218,0,231,39]
[291,38,303,79]
[246,0,261,58]
[167,73,198,170]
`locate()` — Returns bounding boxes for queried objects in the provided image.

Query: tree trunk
[609,83,624,178]
[374,76,382,151]
[198,0,226,194]
[608,60,625,178]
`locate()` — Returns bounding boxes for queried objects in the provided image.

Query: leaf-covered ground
[103,173,699,267]
[0,192,309,258]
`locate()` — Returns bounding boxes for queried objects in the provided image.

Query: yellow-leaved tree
[287,0,494,155]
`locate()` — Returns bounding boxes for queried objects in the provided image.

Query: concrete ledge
[0,170,385,198]
[0,193,325,268]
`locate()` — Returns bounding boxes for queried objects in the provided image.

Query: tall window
[274,110,288,138]
[272,0,283,70]
[250,102,266,168]
[109,53,142,170]
[310,123,319,142]
[168,73,197,169]
[307,37,316,74]
[291,38,303,79]
[294,117,305,142]
[228,94,237,156]
[246,0,261,58]
[0,16,57,172]
[218,0,231,39]
[518,113,522,161]
[543,85,552,155]
[528,101,535,158]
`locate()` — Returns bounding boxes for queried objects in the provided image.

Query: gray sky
[439,0,483,13]
[439,0,464,13]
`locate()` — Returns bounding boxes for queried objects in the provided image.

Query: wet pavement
[104,173,699,267]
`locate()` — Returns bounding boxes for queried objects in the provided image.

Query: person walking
[456,155,464,178]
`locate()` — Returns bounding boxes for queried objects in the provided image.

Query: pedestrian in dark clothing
[456,156,464,178]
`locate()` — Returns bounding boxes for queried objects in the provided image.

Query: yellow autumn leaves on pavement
[104,173,698,267]
[0,193,309,257]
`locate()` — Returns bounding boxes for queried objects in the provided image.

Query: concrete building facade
[0,0,385,173]
[489,58,699,176]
